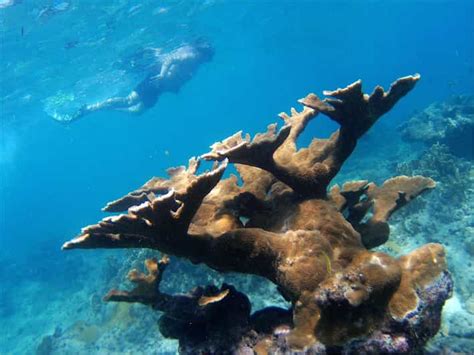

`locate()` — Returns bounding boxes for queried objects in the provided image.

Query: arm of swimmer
[154,58,172,79]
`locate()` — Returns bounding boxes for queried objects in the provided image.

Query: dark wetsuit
[134,73,161,109]
[132,42,213,110]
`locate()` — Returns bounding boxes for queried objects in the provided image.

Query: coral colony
[63,75,453,353]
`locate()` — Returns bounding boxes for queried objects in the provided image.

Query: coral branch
[330,175,436,248]
[105,256,253,351]
[104,157,206,212]
[201,123,292,168]
[62,159,228,254]
[301,74,421,137]
[357,176,435,248]
[104,256,170,305]
[203,75,420,197]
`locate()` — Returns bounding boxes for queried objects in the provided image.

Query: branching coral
[63,74,452,353]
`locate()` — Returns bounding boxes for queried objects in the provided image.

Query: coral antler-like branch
[105,255,250,340]
[62,159,228,253]
[105,256,170,305]
[202,75,420,197]
[104,157,206,212]
[200,123,292,173]
[301,74,421,137]
[330,175,436,248]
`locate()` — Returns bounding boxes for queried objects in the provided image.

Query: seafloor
[1,96,473,354]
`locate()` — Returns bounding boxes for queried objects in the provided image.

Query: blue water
[1,1,473,353]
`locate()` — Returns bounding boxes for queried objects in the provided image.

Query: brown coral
[104,256,170,306]
[62,74,451,352]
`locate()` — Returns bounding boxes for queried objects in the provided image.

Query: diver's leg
[82,91,141,114]
[54,91,142,123]
[118,102,145,114]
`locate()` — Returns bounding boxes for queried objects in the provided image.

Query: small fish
[198,289,230,306]
[447,80,458,89]
[64,40,79,50]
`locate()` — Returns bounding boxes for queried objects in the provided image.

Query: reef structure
[399,94,474,160]
[63,74,453,354]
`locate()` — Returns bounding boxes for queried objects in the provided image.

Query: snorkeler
[53,41,214,123]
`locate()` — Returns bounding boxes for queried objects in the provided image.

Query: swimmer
[53,40,214,124]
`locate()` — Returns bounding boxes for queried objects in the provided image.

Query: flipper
[50,105,87,124]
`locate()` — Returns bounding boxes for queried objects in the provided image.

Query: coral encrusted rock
[399,94,474,160]
[62,74,453,353]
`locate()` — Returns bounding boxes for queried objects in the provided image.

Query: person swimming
[53,40,214,123]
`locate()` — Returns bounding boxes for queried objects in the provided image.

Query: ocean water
[1,1,473,354]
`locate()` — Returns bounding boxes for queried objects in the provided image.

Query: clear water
[1,1,473,354]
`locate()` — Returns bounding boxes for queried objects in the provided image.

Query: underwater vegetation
[60,74,454,353]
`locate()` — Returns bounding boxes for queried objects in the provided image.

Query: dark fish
[64,40,79,49]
